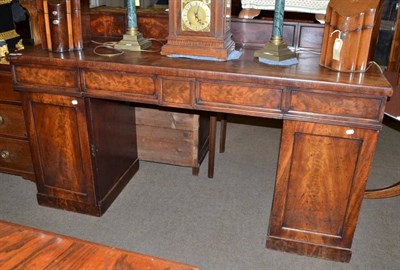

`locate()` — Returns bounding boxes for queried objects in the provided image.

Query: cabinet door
[267,120,379,262]
[23,93,95,206]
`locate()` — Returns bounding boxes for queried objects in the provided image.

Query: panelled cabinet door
[267,120,379,262]
[23,93,95,205]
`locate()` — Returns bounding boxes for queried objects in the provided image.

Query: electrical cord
[320,60,384,74]
[91,38,165,57]
[91,40,124,57]
[294,48,384,74]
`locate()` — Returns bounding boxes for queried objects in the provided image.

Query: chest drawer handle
[0,115,3,125]
[1,150,10,160]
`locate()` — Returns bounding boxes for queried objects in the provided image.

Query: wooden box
[135,107,209,172]
[320,0,381,72]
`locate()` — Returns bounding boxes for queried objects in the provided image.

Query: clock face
[181,0,211,32]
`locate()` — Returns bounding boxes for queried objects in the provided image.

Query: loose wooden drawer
[135,107,208,167]
[0,103,27,138]
[289,90,383,120]
[14,66,78,91]
[136,125,198,167]
[0,71,21,102]
[0,137,33,174]
[135,107,199,130]
[83,70,156,97]
[197,81,283,110]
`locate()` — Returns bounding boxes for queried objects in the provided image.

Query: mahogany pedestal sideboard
[8,45,392,263]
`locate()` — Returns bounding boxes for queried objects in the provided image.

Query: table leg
[219,114,227,153]
[208,115,217,178]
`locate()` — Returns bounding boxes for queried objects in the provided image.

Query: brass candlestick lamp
[115,0,151,51]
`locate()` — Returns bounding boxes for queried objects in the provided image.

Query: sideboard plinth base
[266,236,352,263]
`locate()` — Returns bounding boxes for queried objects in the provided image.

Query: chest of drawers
[0,64,34,181]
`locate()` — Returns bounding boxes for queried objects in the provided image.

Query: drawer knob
[0,115,3,125]
[1,150,10,160]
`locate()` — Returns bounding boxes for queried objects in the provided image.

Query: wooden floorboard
[0,220,199,270]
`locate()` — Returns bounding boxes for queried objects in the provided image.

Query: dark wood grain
[0,137,33,179]
[268,120,379,262]
[14,65,79,92]
[0,65,34,181]
[22,93,138,216]
[231,18,324,50]
[24,94,96,204]
[0,103,27,139]
[0,68,21,102]
[86,98,138,209]
[0,220,199,270]
[47,0,70,52]
[89,7,127,40]
[138,8,169,41]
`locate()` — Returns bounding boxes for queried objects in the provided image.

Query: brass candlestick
[115,0,151,51]
[115,28,151,51]
[254,35,296,62]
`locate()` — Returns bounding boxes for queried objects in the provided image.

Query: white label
[333,38,343,61]
[72,100,78,105]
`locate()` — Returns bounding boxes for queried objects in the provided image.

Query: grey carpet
[0,117,399,270]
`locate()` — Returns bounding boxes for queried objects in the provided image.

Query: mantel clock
[161,0,235,60]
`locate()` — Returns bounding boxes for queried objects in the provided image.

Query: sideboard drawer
[83,70,156,99]
[159,76,194,108]
[0,137,33,175]
[197,81,283,111]
[289,90,384,121]
[14,66,79,91]
[0,103,27,138]
[0,71,21,102]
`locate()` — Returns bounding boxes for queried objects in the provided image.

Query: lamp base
[254,36,297,64]
[115,28,151,51]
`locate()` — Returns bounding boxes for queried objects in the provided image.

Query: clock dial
[181,0,211,32]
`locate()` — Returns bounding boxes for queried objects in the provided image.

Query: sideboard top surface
[9,44,392,97]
